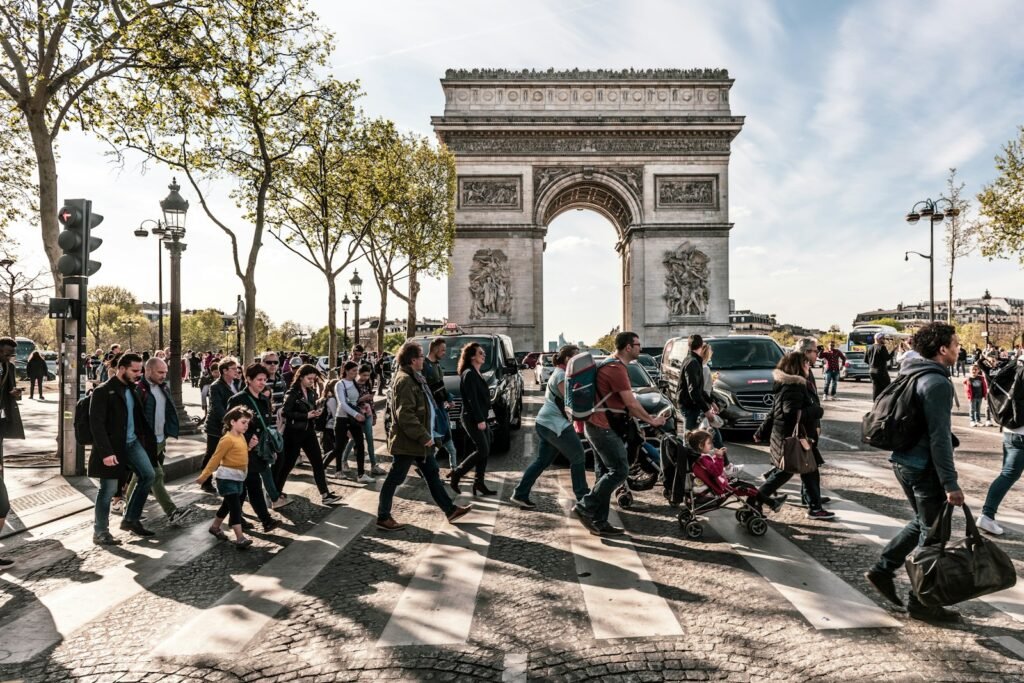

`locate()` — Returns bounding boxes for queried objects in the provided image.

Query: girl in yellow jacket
[197,406,257,548]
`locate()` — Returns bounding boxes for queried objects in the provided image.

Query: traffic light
[57,198,103,276]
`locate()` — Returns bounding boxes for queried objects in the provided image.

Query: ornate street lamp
[134,219,167,349]
[350,270,363,348]
[905,197,959,322]
[982,289,992,344]
[158,178,194,433]
[341,293,351,356]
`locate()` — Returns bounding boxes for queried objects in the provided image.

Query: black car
[385,333,524,455]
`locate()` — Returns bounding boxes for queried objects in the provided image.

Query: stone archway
[432,68,745,352]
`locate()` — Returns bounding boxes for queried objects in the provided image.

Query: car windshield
[627,362,655,388]
[541,354,554,366]
[637,354,656,367]
[417,337,496,375]
[706,339,784,370]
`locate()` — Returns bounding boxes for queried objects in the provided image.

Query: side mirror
[505,358,519,373]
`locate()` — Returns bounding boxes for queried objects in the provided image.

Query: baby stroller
[615,408,673,509]
[661,435,768,540]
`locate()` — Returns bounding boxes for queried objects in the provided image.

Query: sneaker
[969,421,978,427]
[358,474,376,484]
[984,420,994,427]
[370,465,388,476]
[376,518,407,532]
[447,504,473,523]
[0,557,14,568]
[908,597,961,623]
[234,537,253,549]
[168,508,189,526]
[93,531,122,546]
[271,496,292,509]
[767,494,788,513]
[807,508,836,519]
[510,494,537,509]
[572,502,596,530]
[262,519,280,533]
[864,569,904,607]
[321,492,343,506]
[978,514,1004,536]
[590,520,626,537]
[119,520,155,537]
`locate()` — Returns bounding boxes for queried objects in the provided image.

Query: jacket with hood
[890,357,959,492]
[754,369,825,468]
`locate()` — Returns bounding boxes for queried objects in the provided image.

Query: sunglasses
[264,360,279,365]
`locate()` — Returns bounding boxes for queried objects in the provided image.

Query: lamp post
[133,219,167,349]
[350,270,363,348]
[341,293,350,356]
[158,178,195,434]
[905,197,959,322]
[982,289,992,346]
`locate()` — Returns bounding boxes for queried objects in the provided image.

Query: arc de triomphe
[432,68,745,351]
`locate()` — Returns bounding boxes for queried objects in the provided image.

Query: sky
[10,0,1024,346]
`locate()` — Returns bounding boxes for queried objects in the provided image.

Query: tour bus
[13,336,36,379]
[846,324,911,353]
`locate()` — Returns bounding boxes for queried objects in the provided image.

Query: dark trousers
[29,377,43,398]
[377,452,454,521]
[217,493,243,525]
[870,371,891,400]
[758,467,823,509]
[0,438,9,518]
[326,417,366,476]
[202,433,219,470]
[455,419,490,482]
[873,462,946,580]
[239,465,273,524]
[275,428,329,495]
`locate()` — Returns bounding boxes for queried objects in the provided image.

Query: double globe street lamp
[905,197,960,323]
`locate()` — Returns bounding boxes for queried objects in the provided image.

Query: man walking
[678,334,714,430]
[375,342,471,531]
[819,341,846,401]
[574,331,666,536]
[865,333,893,400]
[0,337,25,566]
[89,353,157,544]
[422,338,458,471]
[260,351,287,412]
[125,358,189,526]
[865,322,964,622]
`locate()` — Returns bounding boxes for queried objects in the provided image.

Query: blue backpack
[565,353,622,420]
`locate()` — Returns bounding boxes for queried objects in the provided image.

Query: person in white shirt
[328,361,373,483]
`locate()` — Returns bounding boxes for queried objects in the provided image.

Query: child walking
[197,406,257,549]
[965,364,990,427]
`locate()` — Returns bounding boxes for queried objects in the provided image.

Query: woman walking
[26,350,48,400]
[449,342,496,496]
[226,364,280,532]
[329,361,373,483]
[754,351,835,519]
[196,406,256,549]
[511,345,589,508]
[343,365,387,476]
[276,364,342,506]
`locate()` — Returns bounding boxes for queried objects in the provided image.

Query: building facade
[855,296,1024,344]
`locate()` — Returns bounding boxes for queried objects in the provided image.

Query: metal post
[165,236,195,434]
[929,216,936,323]
[59,278,87,476]
[343,309,348,355]
[157,236,164,350]
[353,298,361,347]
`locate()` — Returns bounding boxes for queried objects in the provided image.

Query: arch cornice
[532,168,644,238]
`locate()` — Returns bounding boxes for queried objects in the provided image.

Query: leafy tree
[0,249,50,335]
[943,168,977,323]
[957,322,985,352]
[591,327,619,353]
[86,285,139,348]
[114,313,151,351]
[0,0,195,289]
[977,126,1024,264]
[181,309,227,352]
[104,0,330,363]
[382,332,405,353]
[769,330,795,349]
[868,318,905,332]
[0,125,35,240]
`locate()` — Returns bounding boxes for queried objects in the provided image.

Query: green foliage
[977,126,1024,264]
[869,318,905,332]
[86,286,139,348]
[591,328,619,354]
[957,322,986,351]
[382,332,406,353]
[181,309,228,352]
[769,330,795,349]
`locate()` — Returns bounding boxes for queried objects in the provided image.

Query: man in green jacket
[376,342,471,531]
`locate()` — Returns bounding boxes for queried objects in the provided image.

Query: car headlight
[713,389,737,406]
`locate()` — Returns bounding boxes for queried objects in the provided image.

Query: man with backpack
[978,357,1024,535]
[572,331,666,536]
[864,322,964,622]
[678,334,714,430]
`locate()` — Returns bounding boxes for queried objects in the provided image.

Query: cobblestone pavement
[1,377,1022,682]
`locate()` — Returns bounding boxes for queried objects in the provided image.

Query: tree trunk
[326,274,337,368]
[377,288,388,354]
[405,264,420,337]
[25,110,62,293]
[243,278,257,363]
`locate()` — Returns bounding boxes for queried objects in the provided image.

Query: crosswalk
[2,434,1023,671]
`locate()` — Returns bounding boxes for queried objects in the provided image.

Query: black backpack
[987,363,1024,429]
[861,367,947,451]
[74,392,94,446]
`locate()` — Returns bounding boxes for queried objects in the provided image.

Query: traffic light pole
[58,275,87,476]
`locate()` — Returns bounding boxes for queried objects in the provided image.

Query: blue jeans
[982,433,1024,520]
[123,439,155,522]
[970,398,983,423]
[377,451,454,521]
[578,424,629,525]
[260,467,281,501]
[363,418,378,467]
[515,424,589,501]
[439,436,458,470]
[823,370,840,397]
[872,462,946,578]
[94,477,120,534]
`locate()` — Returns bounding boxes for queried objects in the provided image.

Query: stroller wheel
[677,509,694,525]
[735,509,752,525]
[684,520,704,540]
[617,492,634,508]
[746,516,768,536]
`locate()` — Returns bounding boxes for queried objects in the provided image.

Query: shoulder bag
[245,394,284,463]
[779,409,816,474]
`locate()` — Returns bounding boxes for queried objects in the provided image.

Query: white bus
[846,324,911,354]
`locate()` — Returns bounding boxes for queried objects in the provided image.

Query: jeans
[970,398,983,423]
[259,467,281,501]
[955,361,966,377]
[515,423,589,501]
[363,417,378,467]
[873,462,946,577]
[126,443,175,516]
[377,451,454,521]
[329,417,367,476]
[823,370,840,397]
[94,477,120,534]
[122,439,155,522]
[439,436,458,470]
[758,467,822,509]
[982,433,1024,519]
[682,407,702,430]
[578,424,629,525]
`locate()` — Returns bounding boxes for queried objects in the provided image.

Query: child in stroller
[663,429,787,540]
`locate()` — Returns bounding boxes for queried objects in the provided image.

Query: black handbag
[778,410,816,474]
[905,503,1017,607]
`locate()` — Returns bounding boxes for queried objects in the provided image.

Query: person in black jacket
[0,337,25,565]
[275,365,341,506]
[448,342,495,496]
[88,353,158,545]
[753,352,834,519]
[865,333,892,399]
[225,364,280,532]
[678,334,715,430]
[26,350,48,400]
[200,357,241,494]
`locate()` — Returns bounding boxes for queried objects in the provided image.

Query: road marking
[556,470,683,639]
[818,435,862,450]
[502,653,529,682]
[993,636,1024,660]
[155,486,381,656]
[376,474,506,648]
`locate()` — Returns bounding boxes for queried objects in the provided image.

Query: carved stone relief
[533,165,643,203]
[655,175,719,209]
[447,135,732,156]
[469,249,513,319]
[664,241,710,318]
[457,176,522,210]
[541,184,632,233]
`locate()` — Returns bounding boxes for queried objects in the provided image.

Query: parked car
[42,350,58,380]
[839,351,871,381]
[533,353,555,386]
[385,333,524,455]
[521,351,543,369]
[660,335,785,432]
[636,353,661,384]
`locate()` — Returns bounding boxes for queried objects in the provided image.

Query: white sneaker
[978,515,1004,536]
[984,420,994,427]
[271,496,292,509]
[370,465,387,476]
[358,474,376,484]
[970,421,978,427]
